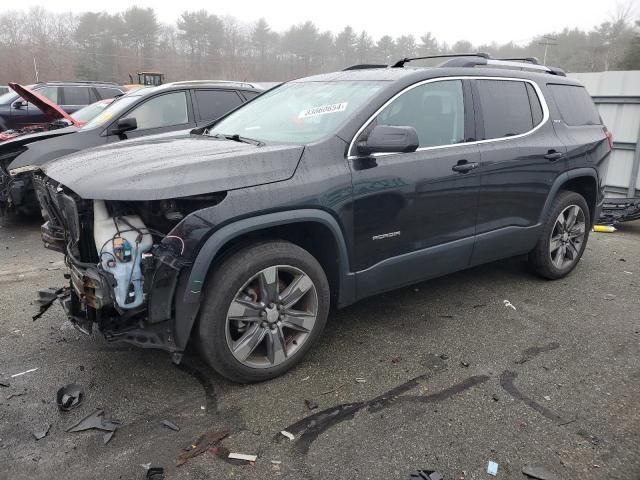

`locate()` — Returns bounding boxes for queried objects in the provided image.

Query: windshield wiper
[211,133,264,146]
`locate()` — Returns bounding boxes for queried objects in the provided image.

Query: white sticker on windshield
[299,102,348,119]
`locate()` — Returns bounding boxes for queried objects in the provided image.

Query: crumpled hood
[43,133,305,200]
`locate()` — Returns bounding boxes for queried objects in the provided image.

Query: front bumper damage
[34,174,188,362]
[597,197,640,225]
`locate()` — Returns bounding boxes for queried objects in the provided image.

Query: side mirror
[356,125,419,156]
[111,117,137,135]
[13,100,27,109]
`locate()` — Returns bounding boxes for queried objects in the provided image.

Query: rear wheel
[528,190,590,279]
[197,240,330,383]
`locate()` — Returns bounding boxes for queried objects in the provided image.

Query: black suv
[35,54,610,383]
[1,81,264,215]
[0,81,125,131]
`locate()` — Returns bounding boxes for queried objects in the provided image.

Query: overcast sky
[14,0,630,45]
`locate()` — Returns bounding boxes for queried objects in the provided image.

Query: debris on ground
[161,420,180,431]
[280,430,295,441]
[6,389,27,400]
[473,303,487,309]
[460,361,469,368]
[391,356,402,364]
[10,368,38,378]
[503,300,517,311]
[318,383,345,395]
[604,294,616,301]
[145,467,165,480]
[0,381,9,387]
[487,460,499,476]
[522,464,559,479]
[439,353,449,360]
[407,470,444,480]
[301,376,310,381]
[355,377,366,383]
[66,409,122,445]
[544,396,551,401]
[492,394,499,402]
[56,383,84,411]
[593,224,617,232]
[33,287,70,321]
[304,399,319,410]
[210,444,230,460]
[228,453,258,462]
[176,428,229,467]
[32,423,51,440]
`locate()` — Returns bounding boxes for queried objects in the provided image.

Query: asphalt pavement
[0,214,638,480]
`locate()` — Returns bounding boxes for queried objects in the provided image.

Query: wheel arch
[539,168,599,227]
[172,209,356,351]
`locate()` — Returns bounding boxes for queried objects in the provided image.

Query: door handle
[544,151,564,161]
[452,160,479,173]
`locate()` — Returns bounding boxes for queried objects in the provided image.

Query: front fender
[171,209,355,351]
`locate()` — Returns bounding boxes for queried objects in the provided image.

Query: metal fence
[570,71,640,199]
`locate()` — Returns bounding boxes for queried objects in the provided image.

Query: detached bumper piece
[598,197,640,225]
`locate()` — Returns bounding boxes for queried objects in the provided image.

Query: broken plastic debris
[103,431,115,444]
[544,396,551,401]
[10,368,38,378]
[487,461,499,476]
[32,423,51,440]
[161,420,180,431]
[176,428,229,466]
[228,453,258,462]
[304,399,319,410]
[355,377,366,383]
[146,467,165,480]
[301,376,310,381]
[407,471,443,480]
[503,300,517,311]
[56,383,84,411]
[522,464,559,480]
[280,430,295,441]
[66,409,121,437]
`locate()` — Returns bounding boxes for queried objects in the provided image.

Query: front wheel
[528,190,590,279]
[197,240,330,383]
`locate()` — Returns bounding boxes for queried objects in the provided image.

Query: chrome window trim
[347,75,550,160]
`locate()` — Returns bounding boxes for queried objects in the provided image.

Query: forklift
[125,72,165,89]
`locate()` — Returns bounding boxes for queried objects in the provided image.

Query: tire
[528,190,591,279]
[197,240,330,383]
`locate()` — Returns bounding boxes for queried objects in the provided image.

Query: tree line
[0,6,638,85]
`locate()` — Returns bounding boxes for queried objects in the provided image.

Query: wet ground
[1,215,639,480]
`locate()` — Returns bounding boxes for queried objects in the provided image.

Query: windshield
[81,95,141,130]
[71,100,114,124]
[209,81,386,144]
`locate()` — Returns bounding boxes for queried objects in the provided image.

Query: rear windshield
[209,81,386,144]
[548,84,601,126]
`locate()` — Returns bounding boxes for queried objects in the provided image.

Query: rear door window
[96,87,124,100]
[194,89,243,122]
[62,87,91,105]
[476,80,533,139]
[35,86,60,104]
[124,91,189,130]
[548,84,601,126]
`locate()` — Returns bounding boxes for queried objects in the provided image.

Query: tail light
[603,126,613,150]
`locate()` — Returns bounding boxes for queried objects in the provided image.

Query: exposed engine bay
[33,172,226,356]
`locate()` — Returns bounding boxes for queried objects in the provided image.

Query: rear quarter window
[548,84,601,126]
[476,79,534,139]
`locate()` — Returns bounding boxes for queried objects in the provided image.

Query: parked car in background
[1,81,264,215]
[0,85,9,96]
[33,54,609,383]
[0,81,125,132]
[0,84,116,142]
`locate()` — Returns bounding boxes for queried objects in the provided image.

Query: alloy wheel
[225,265,319,369]
[549,204,586,269]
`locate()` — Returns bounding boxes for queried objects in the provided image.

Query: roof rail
[432,54,567,77]
[38,80,121,85]
[497,57,540,65]
[168,79,258,89]
[342,64,388,71]
[391,53,490,68]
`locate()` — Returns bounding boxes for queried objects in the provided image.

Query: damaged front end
[34,173,225,360]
